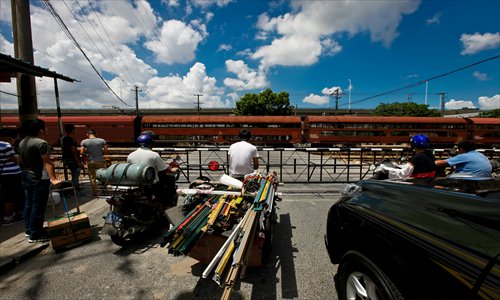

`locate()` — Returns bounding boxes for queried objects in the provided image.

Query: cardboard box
[46,213,92,251]
[187,234,264,267]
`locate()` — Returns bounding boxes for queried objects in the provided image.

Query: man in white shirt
[127,134,169,182]
[228,129,259,180]
[127,133,178,206]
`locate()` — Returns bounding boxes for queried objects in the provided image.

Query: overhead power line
[70,0,129,84]
[346,54,500,107]
[87,0,137,84]
[42,0,132,107]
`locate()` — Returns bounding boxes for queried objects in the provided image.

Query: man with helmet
[127,133,178,205]
[377,134,436,180]
[228,129,259,181]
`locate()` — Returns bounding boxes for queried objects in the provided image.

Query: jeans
[64,160,81,192]
[22,174,50,239]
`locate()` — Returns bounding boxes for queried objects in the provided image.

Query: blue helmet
[137,134,153,147]
[410,134,430,149]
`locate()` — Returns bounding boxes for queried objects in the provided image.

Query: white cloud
[0,2,12,26]
[303,94,329,105]
[0,2,230,110]
[322,86,343,95]
[223,60,268,91]
[460,32,500,55]
[406,74,419,79]
[145,19,205,64]
[145,62,227,108]
[253,35,322,68]
[190,0,234,9]
[478,95,500,110]
[426,12,442,25]
[473,71,490,81]
[206,12,214,23]
[236,48,253,57]
[445,99,476,110]
[253,1,419,68]
[321,38,342,56]
[0,34,14,55]
[163,0,180,7]
[218,44,232,52]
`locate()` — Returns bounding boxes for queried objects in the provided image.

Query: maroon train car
[140,115,303,146]
[303,116,468,147]
[466,117,500,147]
[0,115,136,146]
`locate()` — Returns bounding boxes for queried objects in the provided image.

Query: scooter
[96,158,180,246]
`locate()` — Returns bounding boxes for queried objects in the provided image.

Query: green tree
[373,102,441,116]
[477,109,500,118]
[235,88,293,115]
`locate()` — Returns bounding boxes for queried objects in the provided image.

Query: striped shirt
[0,141,22,175]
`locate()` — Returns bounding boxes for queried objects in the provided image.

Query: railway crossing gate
[155,147,499,184]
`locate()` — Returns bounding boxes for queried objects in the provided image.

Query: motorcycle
[96,158,180,246]
[368,159,401,180]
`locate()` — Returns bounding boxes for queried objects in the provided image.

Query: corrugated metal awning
[0,52,77,82]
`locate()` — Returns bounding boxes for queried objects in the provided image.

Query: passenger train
[1,115,498,148]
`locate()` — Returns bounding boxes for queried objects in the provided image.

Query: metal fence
[156,147,499,184]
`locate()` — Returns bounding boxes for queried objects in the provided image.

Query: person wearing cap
[376,134,436,180]
[435,140,492,178]
[80,129,108,196]
[228,129,260,181]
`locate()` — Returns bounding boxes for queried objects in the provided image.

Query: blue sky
[0,0,499,111]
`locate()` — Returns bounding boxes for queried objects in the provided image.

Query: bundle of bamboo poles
[203,173,277,300]
[163,193,253,256]
[163,173,278,300]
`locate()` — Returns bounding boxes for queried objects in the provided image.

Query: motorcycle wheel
[110,232,131,246]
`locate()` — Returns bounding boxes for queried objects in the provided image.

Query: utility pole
[347,79,352,112]
[437,92,446,114]
[194,93,203,115]
[132,85,141,116]
[330,88,343,115]
[424,80,428,105]
[406,93,415,102]
[11,0,38,122]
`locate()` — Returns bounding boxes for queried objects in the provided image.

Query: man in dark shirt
[377,134,436,181]
[62,124,83,193]
[18,119,61,242]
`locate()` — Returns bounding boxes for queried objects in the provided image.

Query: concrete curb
[0,241,49,275]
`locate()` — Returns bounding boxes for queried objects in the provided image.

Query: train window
[476,124,499,130]
[391,131,409,137]
[484,132,500,137]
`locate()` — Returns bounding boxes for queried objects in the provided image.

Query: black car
[325,178,500,300]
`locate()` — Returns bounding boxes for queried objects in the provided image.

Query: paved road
[0,183,341,300]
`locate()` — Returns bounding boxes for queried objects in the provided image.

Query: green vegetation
[234,88,293,116]
[477,109,500,118]
[373,102,441,117]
